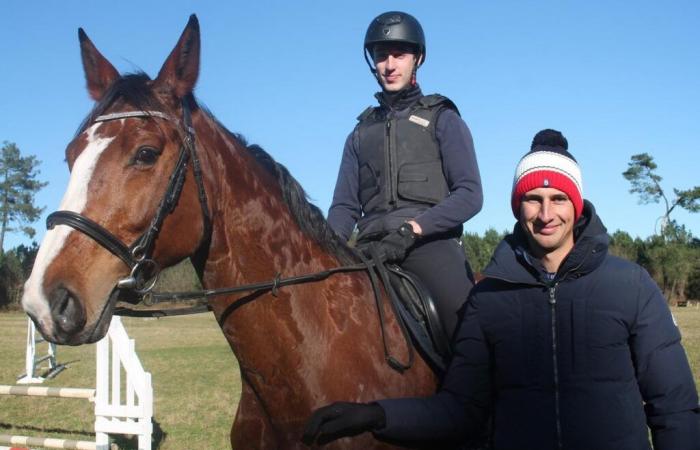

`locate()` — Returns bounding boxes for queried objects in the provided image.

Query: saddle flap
[386,265,452,371]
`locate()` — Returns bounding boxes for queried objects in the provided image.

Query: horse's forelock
[75,72,165,137]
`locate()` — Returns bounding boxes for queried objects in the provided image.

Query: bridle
[45,100,366,312]
[46,100,211,298]
[44,100,416,373]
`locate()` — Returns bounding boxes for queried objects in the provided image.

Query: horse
[21,15,438,449]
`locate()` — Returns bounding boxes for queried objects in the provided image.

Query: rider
[327,11,483,338]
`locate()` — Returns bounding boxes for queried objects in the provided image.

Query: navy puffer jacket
[376,201,699,450]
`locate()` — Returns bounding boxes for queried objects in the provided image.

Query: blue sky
[1,1,698,251]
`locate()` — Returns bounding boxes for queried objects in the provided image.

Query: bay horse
[21,15,437,449]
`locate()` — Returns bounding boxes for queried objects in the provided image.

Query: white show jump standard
[0,316,153,450]
[17,319,66,384]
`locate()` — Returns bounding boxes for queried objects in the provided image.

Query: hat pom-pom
[531,129,568,150]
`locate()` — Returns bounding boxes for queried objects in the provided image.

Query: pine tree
[0,141,48,254]
[623,152,699,234]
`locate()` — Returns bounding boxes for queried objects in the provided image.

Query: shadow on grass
[15,358,84,382]
[1,420,166,449]
[111,419,166,449]
[0,422,93,437]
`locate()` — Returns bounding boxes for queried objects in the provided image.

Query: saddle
[385,264,452,374]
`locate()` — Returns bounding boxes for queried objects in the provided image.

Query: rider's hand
[301,402,386,446]
[377,223,417,263]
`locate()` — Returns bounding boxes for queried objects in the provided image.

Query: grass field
[1,307,699,449]
[0,312,240,449]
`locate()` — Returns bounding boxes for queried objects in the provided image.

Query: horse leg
[231,378,278,449]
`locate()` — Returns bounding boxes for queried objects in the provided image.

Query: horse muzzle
[28,285,114,345]
[47,286,87,344]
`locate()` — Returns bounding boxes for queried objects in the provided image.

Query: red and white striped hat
[511,129,583,219]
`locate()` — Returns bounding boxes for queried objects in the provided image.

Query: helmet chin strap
[364,47,385,89]
[411,53,423,86]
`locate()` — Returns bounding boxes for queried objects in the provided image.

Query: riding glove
[301,401,386,446]
[376,223,417,262]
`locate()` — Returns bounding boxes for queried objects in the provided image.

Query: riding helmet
[364,11,426,65]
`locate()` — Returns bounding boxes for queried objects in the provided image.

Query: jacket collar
[375,84,423,111]
[483,200,609,285]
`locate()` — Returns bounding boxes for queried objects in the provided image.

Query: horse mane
[75,72,358,265]
[247,143,359,265]
[204,112,359,265]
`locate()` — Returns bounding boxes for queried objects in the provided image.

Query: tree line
[0,242,38,307]
[0,143,698,308]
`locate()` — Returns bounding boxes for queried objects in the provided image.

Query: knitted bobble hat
[511,129,583,219]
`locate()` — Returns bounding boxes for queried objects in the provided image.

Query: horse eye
[134,146,160,166]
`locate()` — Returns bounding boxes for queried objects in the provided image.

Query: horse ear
[155,14,200,98]
[79,28,120,101]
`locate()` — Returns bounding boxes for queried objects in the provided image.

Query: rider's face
[372,44,419,92]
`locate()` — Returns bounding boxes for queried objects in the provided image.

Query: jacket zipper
[549,284,563,450]
[386,119,398,206]
[484,248,597,450]
[547,254,591,450]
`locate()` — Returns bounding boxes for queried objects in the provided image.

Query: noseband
[46,100,211,298]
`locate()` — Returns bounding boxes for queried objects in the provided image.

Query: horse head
[22,15,209,345]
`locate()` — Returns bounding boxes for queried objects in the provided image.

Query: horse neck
[186,112,430,411]
[190,111,343,289]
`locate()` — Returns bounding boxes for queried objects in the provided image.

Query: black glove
[377,223,417,262]
[301,401,386,446]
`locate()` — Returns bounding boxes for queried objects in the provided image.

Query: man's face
[519,187,576,258]
[372,43,419,92]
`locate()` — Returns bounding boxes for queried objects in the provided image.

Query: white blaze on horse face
[22,123,115,326]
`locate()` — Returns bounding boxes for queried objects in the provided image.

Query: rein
[115,261,370,315]
[45,102,414,373]
[116,254,414,372]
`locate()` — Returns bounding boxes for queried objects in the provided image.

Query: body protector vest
[355,94,457,240]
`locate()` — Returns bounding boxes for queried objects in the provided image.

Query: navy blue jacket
[327,86,482,241]
[377,201,700,450]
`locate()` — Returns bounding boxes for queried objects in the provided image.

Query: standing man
[327,11,483,338]
[305,129,700,449]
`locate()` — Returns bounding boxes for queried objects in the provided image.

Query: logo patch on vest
[408,115,430,127]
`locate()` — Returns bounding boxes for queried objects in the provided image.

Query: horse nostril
[49,287,86,338]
